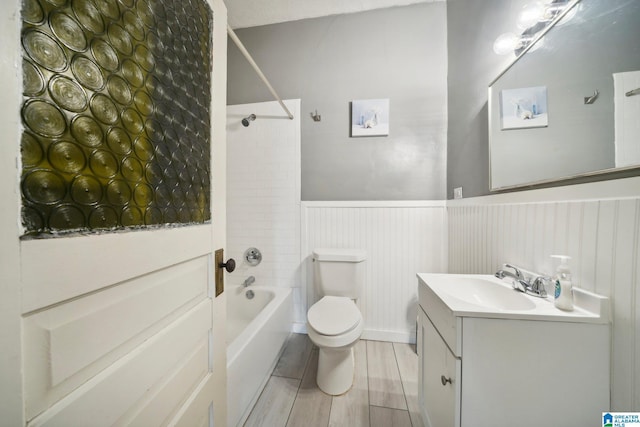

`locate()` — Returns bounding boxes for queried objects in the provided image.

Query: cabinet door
[419,311,457,427]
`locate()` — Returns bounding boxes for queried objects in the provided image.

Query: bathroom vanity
[417,274,610,427]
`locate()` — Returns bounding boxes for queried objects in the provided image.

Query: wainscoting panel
[302,202,447,342]
[448,187,640,411]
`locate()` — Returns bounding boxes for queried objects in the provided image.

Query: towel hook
[310,110,321,122]
[626,87,640,97]
[584,90,599,105]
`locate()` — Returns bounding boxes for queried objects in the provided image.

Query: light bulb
[493,32,519,55]
[517,2,545,30]
[556,4,578,26]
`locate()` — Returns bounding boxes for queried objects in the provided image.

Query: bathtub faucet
[243,276,255,287]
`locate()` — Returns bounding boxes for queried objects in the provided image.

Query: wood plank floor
[243,334,424,427]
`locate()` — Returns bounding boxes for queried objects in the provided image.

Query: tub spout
[243,276,255,287]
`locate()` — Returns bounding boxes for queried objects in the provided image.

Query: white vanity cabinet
[417,273,611,427]
[418,308,460,427]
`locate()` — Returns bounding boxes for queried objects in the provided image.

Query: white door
[0,0,229,425]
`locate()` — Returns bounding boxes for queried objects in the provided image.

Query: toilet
[307,248,366,395]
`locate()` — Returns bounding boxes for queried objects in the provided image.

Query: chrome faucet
[529,276,550,298]
[495,264,549,298]
[495,264,524,281]
[243,276,255,287]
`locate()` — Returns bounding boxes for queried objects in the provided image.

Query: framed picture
[351,98,390,137]
[500,86,548,130]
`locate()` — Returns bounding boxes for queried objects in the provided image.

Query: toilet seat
[307,314,363,350]
[307,296,362,336]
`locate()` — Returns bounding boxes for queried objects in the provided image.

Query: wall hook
[584,90,599,105]
[310,110,321,122]
[625,87,640,97]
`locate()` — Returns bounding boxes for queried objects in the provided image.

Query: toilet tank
[313,248,366,298]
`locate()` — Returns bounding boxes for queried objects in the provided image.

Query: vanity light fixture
[493,32,544,55]
[494,0,574,56]
[517,2,547,30]
[493,32,519,55]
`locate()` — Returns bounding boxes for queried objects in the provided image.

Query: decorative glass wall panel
[20,0,213,237]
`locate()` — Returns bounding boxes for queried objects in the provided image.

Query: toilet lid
[308,296,361,336]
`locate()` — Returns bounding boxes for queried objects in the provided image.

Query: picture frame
[351,98,390,137]
[500,86,548,130]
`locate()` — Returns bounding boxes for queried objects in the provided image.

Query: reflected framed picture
[500,86,548,130]
[351,98,390,137]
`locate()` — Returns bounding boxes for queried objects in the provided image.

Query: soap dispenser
[551,255,573,311]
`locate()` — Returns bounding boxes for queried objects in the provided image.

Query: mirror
[489,0,640,190]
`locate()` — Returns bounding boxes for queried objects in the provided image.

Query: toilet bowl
[307,295,363,395]
[308,248,366,395]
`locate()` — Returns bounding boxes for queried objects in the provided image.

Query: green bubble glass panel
[20,0,213,237]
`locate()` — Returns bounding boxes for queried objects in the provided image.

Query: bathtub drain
[245,290,255,299]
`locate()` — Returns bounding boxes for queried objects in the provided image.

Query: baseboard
[292,322,307,334]
[362,328,416,344]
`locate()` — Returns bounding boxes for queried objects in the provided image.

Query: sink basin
[418,273,609,324]
[433,276,536,311]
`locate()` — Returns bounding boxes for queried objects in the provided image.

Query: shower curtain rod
[227,25,294,120]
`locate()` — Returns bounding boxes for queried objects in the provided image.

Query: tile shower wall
[447,177,640,411]
[226,100,302,321]
[302,201,447,342]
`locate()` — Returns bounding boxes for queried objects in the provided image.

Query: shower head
[241,114,256,127]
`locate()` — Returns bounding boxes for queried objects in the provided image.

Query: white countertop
[417,273,609,324]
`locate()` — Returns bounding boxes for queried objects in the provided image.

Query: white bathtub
[226,285,292,427]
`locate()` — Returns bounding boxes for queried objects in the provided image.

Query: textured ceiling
[225,0,443,29]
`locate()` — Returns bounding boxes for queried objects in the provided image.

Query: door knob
[219,258,236,273]
[441,375,452,386]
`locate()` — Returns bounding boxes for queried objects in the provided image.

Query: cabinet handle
[441,375,452,386]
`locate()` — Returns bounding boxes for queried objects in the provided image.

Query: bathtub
[226,285,292,427]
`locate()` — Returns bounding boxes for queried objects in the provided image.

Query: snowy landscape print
[351,99,390,137]
[500,86,548,130]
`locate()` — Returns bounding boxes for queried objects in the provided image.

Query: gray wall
[446,0,528,198]
[227,3,447,201]
[447,0,640,198]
